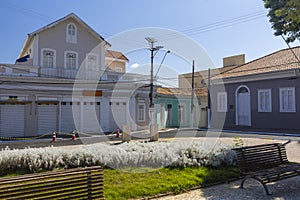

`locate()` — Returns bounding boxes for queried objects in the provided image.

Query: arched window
[86,54,98,71]
[64,51,78,70]
[237,87,249,94]
[66,23,77,43]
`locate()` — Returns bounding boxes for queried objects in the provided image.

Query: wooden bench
[0,166,104,199]
[233,141,300,195]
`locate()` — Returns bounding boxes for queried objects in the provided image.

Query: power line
[103,10,267,47]
[183,11,265,34]
[155,10,267,42]
[281,35,300,64]
[0,0,54,22]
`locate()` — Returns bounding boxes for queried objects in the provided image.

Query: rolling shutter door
[0,104,25,137]
[82,102,100,133]
[109,102,126,131]
[60,102,80,133]
[37,103,58,135]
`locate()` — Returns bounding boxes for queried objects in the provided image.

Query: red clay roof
[157,87,207,97]
[213,46,300,79]
[105,50,129,62]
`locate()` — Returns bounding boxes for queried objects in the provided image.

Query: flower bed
[0,141,237,174]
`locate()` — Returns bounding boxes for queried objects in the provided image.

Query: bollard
[122,125,131,143]
[116,129,120,138]
[150,124,158,141]
[52,131,57,142]
[71,130,77,140]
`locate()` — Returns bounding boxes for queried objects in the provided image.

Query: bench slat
[0,176,103,198]
[0,166,104,199]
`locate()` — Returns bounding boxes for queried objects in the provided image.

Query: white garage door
[109,102,126,131]
[60,102,81,133]
[81,102,101,133]
[37,103,58,135]
[0,104,25,137]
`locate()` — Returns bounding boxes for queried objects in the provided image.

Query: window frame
[279,87,296,113]
[115,67,123,73]
[41,48,56,68]
[137,100,146,122]
[258,89,272,112]
[86,53,98,71]
[217,92,227,112]
[64,51,78,70]
[66,23,77,44]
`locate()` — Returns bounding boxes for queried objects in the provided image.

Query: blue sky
[0,0,299,86]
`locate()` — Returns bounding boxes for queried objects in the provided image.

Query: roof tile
[157,87,207,97]
[106,50,129,61]
[213,46,300,79]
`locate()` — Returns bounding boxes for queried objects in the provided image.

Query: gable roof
[213,46,300,80]
[105,50,129,62]
[19,13,110,58]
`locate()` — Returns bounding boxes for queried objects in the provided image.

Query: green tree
[264,0,300,43]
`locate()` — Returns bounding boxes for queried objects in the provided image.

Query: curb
[198,128,300,137]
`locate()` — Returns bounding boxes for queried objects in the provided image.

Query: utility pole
[190,60,195,128]
[145,37,163,141]
[207,68,211,129]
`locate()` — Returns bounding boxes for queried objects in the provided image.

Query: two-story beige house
[0,13,149,137]
[105,50,128,73]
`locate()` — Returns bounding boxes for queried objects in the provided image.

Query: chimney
[223,54,245,68]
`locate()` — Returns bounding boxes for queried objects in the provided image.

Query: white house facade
[0,13,150,137]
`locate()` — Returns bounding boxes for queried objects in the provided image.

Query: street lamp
[145,37,163,109]
[145,37,164,141]
[154,50,171,78]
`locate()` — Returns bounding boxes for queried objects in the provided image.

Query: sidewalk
[154,139,300,200]
[155,176,300,200]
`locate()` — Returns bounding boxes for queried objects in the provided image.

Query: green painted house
[156,87,206,129]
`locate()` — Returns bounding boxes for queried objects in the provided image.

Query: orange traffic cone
[52,131,57,142]
[116,129,120,138]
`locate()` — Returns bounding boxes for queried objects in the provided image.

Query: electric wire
[3,59,299,86]
[0,0,54,22]
[155,11,267,42]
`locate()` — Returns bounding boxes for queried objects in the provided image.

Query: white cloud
[130,63,140,69]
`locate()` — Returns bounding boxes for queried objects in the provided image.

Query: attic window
[66,23,77,43]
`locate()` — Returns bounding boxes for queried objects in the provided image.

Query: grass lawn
[104,166,240,200]
[0,166,240,200]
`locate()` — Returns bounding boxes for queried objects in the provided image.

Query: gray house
[210,47,300,132]
[0,13,150,137]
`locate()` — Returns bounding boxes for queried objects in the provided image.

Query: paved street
[1,128,299,150]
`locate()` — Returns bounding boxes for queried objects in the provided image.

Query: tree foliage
[264,0,300,43]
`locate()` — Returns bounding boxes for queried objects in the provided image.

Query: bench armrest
[282,140,291,146]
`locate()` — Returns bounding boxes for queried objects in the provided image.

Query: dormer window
[66,23,77,43]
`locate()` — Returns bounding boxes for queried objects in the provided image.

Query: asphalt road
[1,129,299,150]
